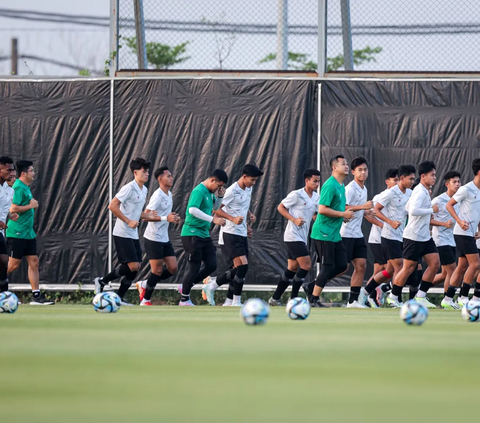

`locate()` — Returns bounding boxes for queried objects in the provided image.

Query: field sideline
[1,305,479,423]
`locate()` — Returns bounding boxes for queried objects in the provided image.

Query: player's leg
[270,259,298,306]
[347,239,368,308]
[179,236,203,306]
[413,248,440,309]
[385,257,407,307]
[292,255,311,298]
[0,233,8,292]
[231,255,248,306]
[440,263,459,309]
[451,257,469,306]
[140,258,164,305]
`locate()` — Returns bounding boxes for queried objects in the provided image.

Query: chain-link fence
[117,0,319,71]
[327,0,480,72]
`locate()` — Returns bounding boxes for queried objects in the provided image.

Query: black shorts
[437,245,457,266]
[114,236,142,264]
[369,243,386,265]
[144,239,175,260]
[403,238,438,262]
[0,233,7,256]
[342,237,368,262]
[314,239,346,265]
[381,237,403,261]
[7,237,37,259]
[285,241,309,260]
[454,235,478,257]
[182,236,216,262]
[222,233,249,261]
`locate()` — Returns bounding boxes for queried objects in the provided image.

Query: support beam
[11,38,18,75]
[317,0,327,75]
[109,0,119,76]
[134,0,148,69]
[340,0,354,71]
[276,0,288,70]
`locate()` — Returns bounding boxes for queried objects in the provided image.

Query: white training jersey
[219,182,252,245]
[432,192,458,247]
[0,183,14,237]
[368,192,384,244]
[377,185,412,242]
[452,181,480,238]
[281,188,319,244]
[340,180,367,239]
[144,188,173,243]
[112,180,148,240]
[403,184,433,242]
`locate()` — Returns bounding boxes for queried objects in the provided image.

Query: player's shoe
[376,284,387,305]
[268,297,282,307]
[135,281,146,301]
[310,299,326,308]
[93,277,105,294]
[222,298,233,306]
[29,292,54,305]
[140,299,152,306]
[414,296,437,309]
[119,299,135,306]
[302,282,313,301]
[346,300,367,308]
[386,295,402,308]
[202,284,215,306]
[468,298,480,307]
[179,299,195,306]
[103,282,113,291]
[367,297,380,308]
[440,298,461,310]
[177,284,183,295]
[231,301,243,307]
[457,296,470,307]
[358,288,368,306]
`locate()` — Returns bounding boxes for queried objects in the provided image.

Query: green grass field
[1,305,479,423]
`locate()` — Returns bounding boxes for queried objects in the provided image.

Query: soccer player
[445,158,480,307]
[358,165,416,307]
[136,167,180,306]
[365,168,399,307]
[203,164,263,307]
[179,169,228,306]
[303,155,354,307]
[268,168,320,306]
[94,158,157,305]
[6,160,53,305]
[0,156,18,293]
[383,161,440,309]
[340,156,374,308]
[430,171,461,309]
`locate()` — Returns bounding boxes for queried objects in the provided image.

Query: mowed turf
[1,305,479,423]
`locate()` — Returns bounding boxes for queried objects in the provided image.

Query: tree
[259,46,383,71]
[125,37,190,69]
[201,13,237,70]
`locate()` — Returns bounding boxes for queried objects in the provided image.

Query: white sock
[233,295,241,303]
[389,293,398,300]
[442,296,452,303]
[224,298,233,305]
[140,298,149,304]
[208,281,219,291]
[416,290,427,298]
[141,280,147,289]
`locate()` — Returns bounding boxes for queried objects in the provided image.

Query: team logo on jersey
[304,202,307,205]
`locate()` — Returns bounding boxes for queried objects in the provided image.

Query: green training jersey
[6,179,36,239]
[181,183,216,238]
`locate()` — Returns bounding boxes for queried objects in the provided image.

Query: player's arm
[430,218,453,228]
[318,205,353,219]
[409,192,435,216]
[248,210,256,223]
[374,202,400,229]
[10,195,38,214]
[365,214,382,227]
[108,197,138,228]
[277,202,305,227]
[446,195,469,231]
[346,200,373,212]
[214,205,243,225]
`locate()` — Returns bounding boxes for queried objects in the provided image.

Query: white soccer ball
[92,292,119,313]
[461,302,480,322]
[286,297,311,320]
[0,291,19,314]
[106,292,122,308]
[400,300,428,325]
[241,298,270,325]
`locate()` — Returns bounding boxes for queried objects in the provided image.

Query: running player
[179,169,228,306]
[430,171,461,309]
[268,168,320,306]
[203,164,263,307]
[445,158,480,307]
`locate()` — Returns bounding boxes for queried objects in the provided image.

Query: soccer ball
[400,300,428,325]
[241,298,270,325]
[286,297,311,320]
[92,292,119,313]
[461,302,480,322]
[0,291,19,314]
[106,292,121,308]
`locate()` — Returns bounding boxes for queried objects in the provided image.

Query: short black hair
[385,168,398,179]
[129,157,150,173]
[412,177,421,190]
[329,154,345,169]
[443,171,461,182]
[472,158,480,176]
[0,156,14,166]
[304,168,321,180]
[350,156,368,171]
[418,161,436,176]
[154,166,169,179]
[210,169,228,184]
[398,164,416,178]
[242,163,264,177]
[16,160,33,175]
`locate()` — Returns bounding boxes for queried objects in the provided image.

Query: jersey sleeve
[376,189,393,208]
[281,191,298,209]
[344,184,354,205]
[452,186,467,204]
[221,187,235,208]
[11,186,26,206]
[115,184,132,203]
[187,188,205,210]
[319,183,335,207]
[146,191,160,211]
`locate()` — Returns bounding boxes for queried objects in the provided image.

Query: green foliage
[259,46,382,72]
[125,37,190,69]
[78,69,91,76]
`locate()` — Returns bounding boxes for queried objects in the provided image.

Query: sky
[0,0,479,76]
